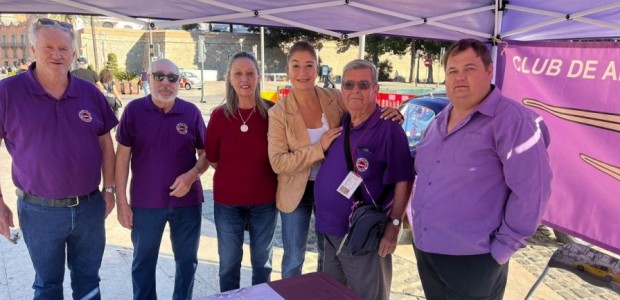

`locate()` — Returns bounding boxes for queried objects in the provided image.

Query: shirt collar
[25,62,80,99]
[474,85,501,117]
[145,95,184,114]
[346,104,381,131]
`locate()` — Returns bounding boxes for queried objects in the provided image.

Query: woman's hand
[380,106,404,124]
[319,127,343,151]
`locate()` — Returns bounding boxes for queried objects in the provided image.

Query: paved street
[0,81,618,299]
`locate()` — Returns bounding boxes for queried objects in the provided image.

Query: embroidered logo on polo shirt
[356,157,369,172]
[176,123,188,135]
[78,110,93,123]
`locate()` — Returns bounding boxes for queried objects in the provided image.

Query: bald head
[148,58,179,75]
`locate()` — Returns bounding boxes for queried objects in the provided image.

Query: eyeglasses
[151,72,179,83]
[342,80,374,90]
[37,18,73,31]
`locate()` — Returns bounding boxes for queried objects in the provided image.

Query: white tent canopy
[2,0,619,42]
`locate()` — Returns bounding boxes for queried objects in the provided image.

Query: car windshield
[182,72,197,78]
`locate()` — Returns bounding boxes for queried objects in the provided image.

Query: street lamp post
[239,38,244,51]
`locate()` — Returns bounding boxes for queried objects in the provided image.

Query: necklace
[238,107,256,132]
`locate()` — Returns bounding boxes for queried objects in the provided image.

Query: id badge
[337,171,363,199]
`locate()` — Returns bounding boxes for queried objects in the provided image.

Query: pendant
[240,124,249,132]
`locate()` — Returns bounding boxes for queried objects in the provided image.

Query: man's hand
[116,202,133,229]
[0,201,14,239]
[169,169,198,197]
[378,223,400,257]
[102,192,115,219]
[380,106,404,124]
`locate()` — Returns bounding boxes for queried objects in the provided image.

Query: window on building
[11,35,16,47]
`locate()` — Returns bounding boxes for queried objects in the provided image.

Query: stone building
[0,20,30,68]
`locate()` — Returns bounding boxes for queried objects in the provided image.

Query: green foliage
[105,53,119,74]
[376,60,393,81]
[116,71,138,82]
[365,35,410,66]
[182,24,199,31]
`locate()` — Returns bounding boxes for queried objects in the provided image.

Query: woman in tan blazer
[268,41,400,279]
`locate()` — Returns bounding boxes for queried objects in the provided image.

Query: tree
[105,53,119,73]
[182,24,199,31]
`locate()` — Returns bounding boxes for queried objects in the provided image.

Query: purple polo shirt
[412,86,552,264]
[314,106,414,237]
[116,96,206,208]
[0,63,118,199]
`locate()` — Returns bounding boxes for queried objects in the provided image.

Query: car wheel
[185,83,191,90]
[577,265,585,271]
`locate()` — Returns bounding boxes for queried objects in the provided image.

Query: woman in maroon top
[205,52,278,292]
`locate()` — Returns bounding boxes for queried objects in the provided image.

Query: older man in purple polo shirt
[115,58,208,300]
[314,59,413,300]
[0,18,117,299]
[411,39,553,299]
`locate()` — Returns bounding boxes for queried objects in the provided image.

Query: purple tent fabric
[2,0,619,41]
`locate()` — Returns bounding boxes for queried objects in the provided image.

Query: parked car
[179,71,204,90]
[574,262,620,283]
[399,93,449,158]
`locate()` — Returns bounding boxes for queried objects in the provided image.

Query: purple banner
[496,41,620,254]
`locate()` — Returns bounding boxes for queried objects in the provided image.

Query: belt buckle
[67,197,80,207]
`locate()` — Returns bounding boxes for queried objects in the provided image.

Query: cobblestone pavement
[0,82,618,299]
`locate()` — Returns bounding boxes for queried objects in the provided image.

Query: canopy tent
[1,0,619,42]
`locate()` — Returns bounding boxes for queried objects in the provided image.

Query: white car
[179,71,204,90]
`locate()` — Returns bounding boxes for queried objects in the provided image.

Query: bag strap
[343,114,364,204]
[343,114,393,208]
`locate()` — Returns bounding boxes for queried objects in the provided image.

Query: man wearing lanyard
[314,59,413,300]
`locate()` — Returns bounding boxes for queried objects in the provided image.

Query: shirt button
[428,182,432,186]
[423,228,428,231]
[435,160,440,163]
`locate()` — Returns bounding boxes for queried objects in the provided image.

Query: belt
[16,188,99,208]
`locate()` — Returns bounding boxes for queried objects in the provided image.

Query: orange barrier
[261,91,278,103]
[377,93,415,108]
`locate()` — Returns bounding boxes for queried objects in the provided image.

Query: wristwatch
[389,217,401,226]
[103,186,116,194]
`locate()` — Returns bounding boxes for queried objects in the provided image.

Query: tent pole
[261,26,265,90]
[358,35,365,59]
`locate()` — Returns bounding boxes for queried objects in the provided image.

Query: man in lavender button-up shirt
[411,39,552,299]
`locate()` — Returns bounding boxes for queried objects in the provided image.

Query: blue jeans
[280,182,324,279]
[18,191,106,300]
[214,202,277,292]
[131,205,202,300]
[142,81,150,96]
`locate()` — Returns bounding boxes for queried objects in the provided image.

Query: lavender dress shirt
[411,86,552,264]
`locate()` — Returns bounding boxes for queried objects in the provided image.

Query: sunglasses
[342,80,374,90]
[37,18,73,31]
[151,72,179,83]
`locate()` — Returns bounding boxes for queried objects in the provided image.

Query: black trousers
[413,245,508,300]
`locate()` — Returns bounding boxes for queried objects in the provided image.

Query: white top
[307,113,329,181]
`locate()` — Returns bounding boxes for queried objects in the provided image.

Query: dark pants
[414,245,508,300]
[18,191,106,300]
[131,205,202,300]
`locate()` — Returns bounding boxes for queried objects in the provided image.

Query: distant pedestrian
[72,56,104,90]
[16,58,32,74]
[0,17,117,299]
[99,68,122,118]
[115,58,208,300]
[140,68,149,96]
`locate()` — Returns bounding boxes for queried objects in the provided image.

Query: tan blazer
[268,87,345,212]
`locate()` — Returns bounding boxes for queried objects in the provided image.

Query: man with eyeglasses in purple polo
[313,59,413,300]
[0,18,118,299]
[115,58,208,300]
